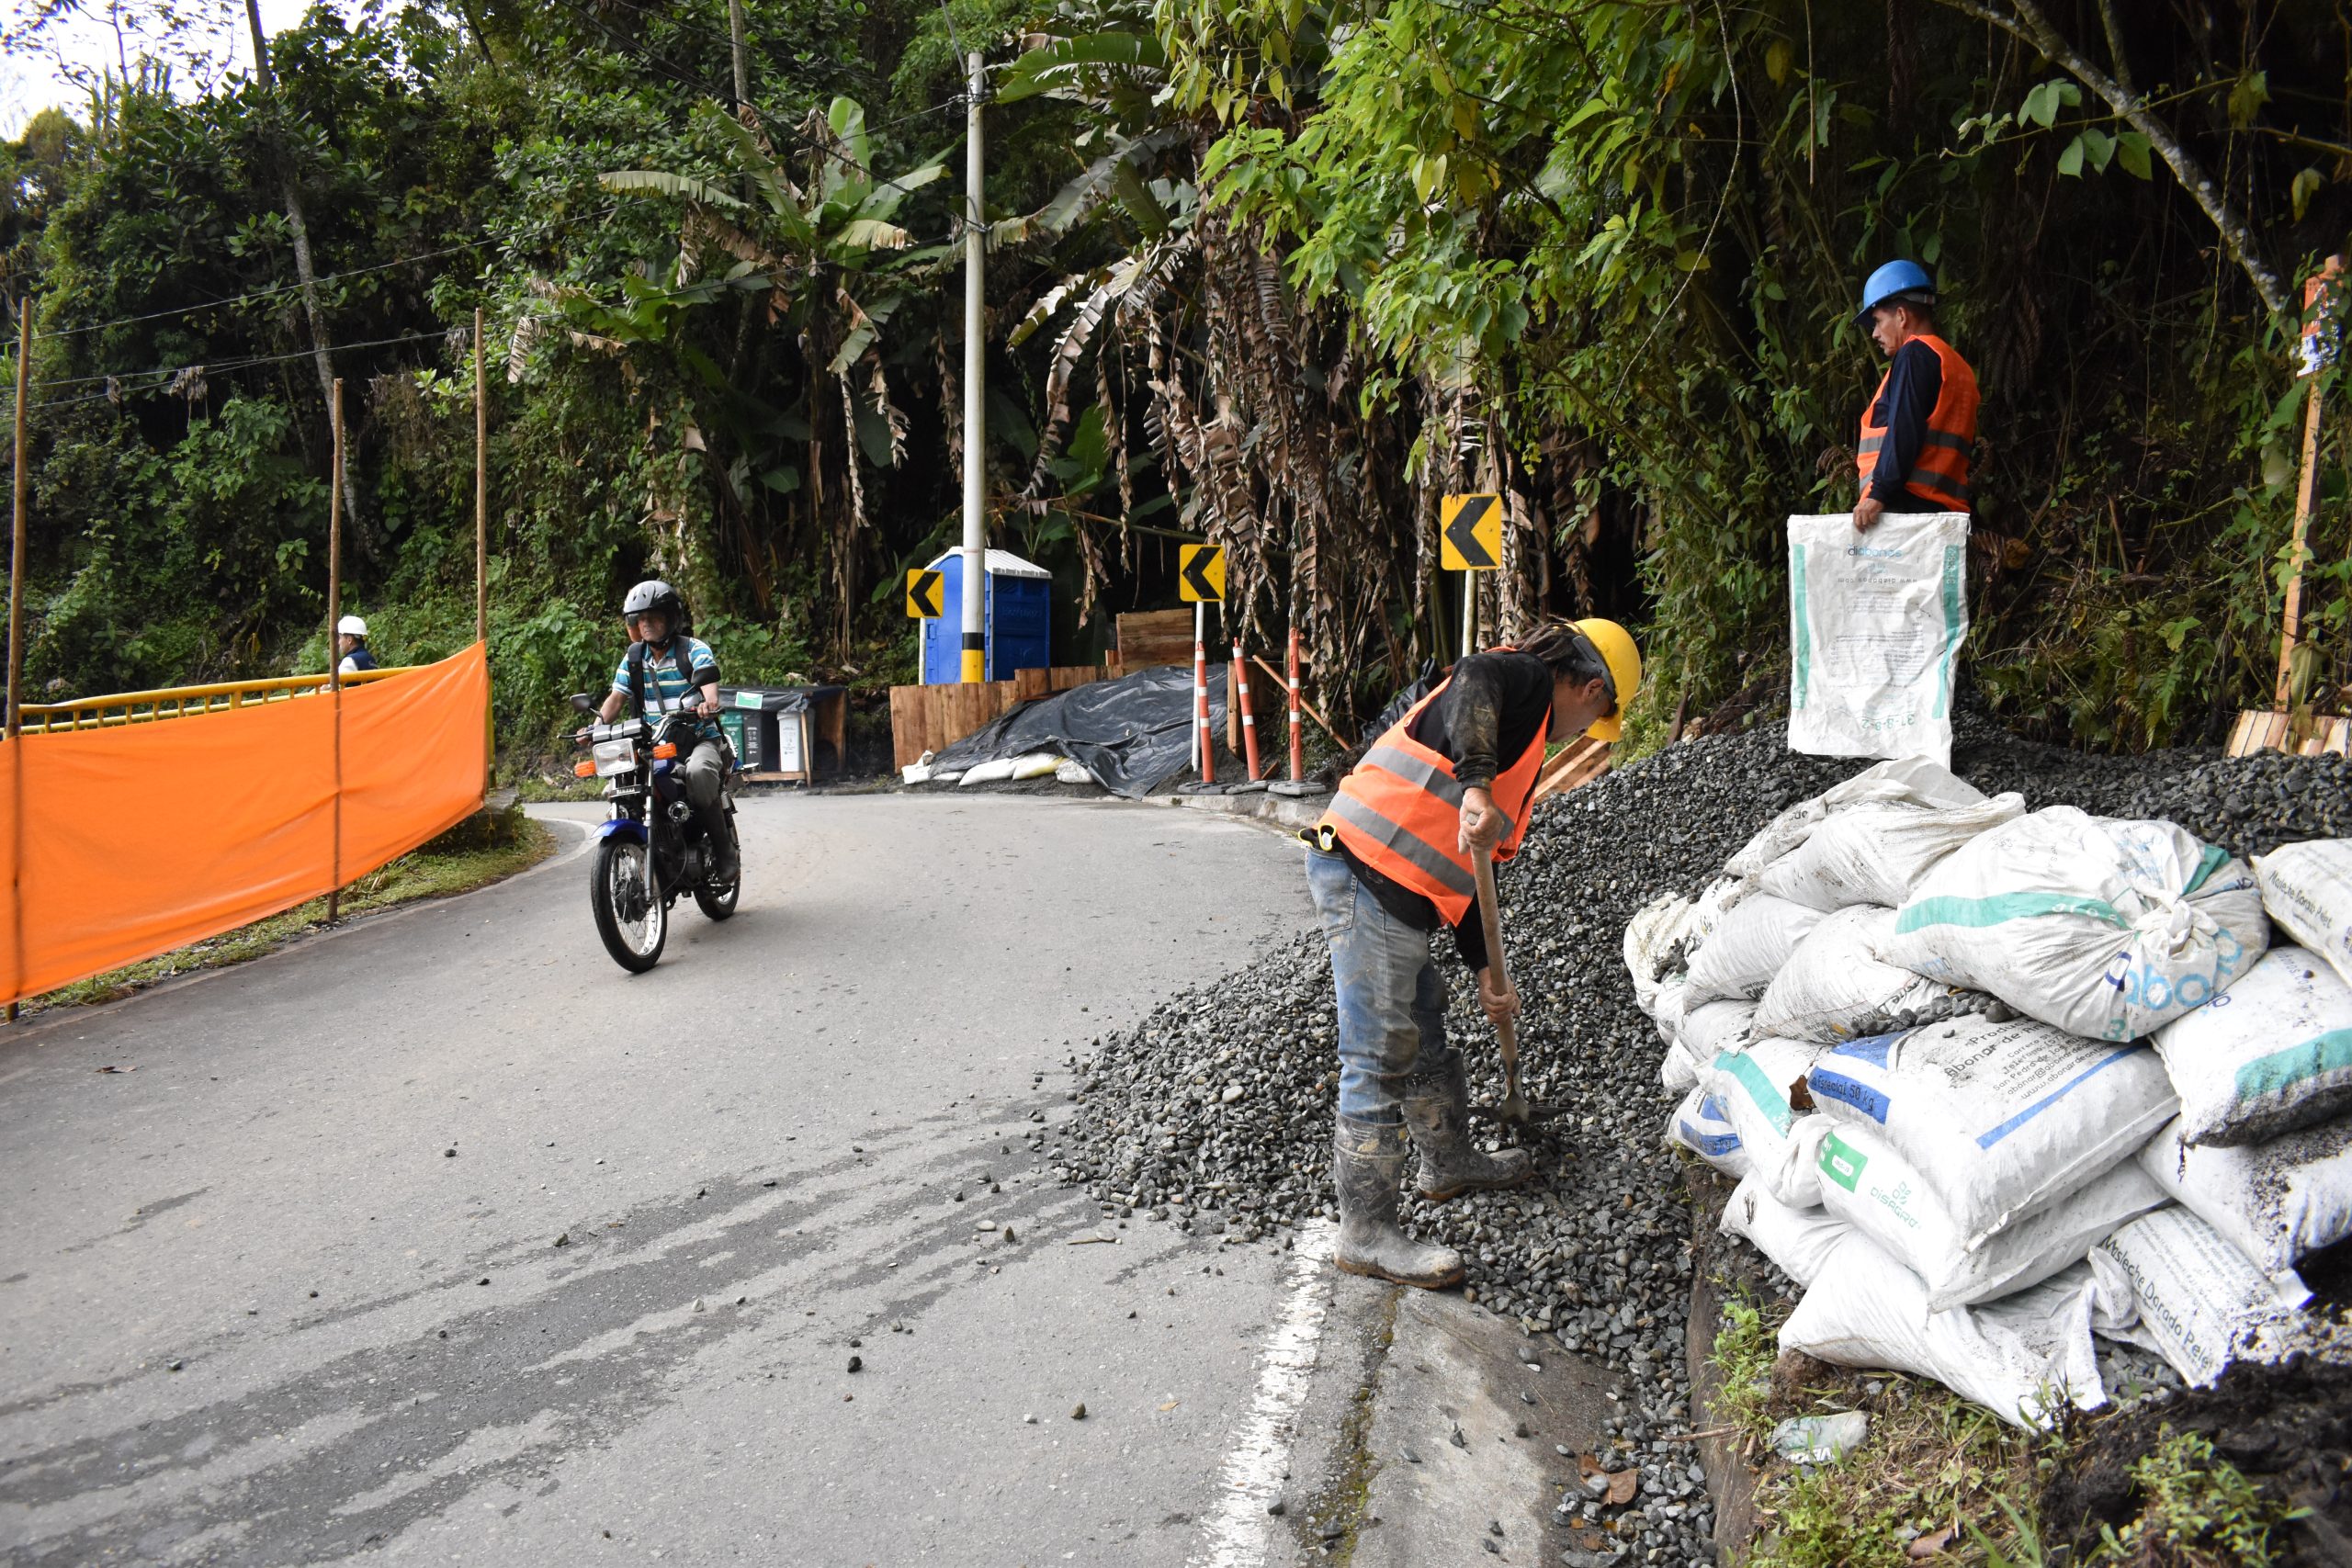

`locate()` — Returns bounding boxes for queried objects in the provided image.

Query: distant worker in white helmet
[335,615,378,675]
[1303,619,1643,1288]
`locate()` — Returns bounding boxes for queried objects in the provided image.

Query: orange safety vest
[1856,333,1979,512]
[1317,673,1549,926]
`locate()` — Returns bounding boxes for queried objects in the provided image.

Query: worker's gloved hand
[1458,786,1504,855]
[1476,966,1520,1025]
[1851,494,1885,532]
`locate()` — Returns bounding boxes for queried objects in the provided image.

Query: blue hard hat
[1855,259,1936,324]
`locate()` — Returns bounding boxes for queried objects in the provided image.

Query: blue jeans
[1306,847,1448,1124]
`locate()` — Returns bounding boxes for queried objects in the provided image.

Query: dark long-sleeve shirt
[1336,649,1555,971]
[1866,338,1943,510]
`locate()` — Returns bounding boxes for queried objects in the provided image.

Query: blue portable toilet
[920,548,1054,683]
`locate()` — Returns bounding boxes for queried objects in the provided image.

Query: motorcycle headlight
[593,738,638,777]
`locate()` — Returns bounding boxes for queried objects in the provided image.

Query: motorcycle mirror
[568,693,597,715]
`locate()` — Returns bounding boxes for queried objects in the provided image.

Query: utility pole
[958,50,987,683]
[242,0,356,550]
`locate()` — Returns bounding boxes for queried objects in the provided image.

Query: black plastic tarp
[930,664,1227,797]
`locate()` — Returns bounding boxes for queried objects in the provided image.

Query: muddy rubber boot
[1403,1049,1532,1203]
[1332,1114,1465,1290]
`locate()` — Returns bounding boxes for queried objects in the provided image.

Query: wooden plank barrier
[888,667,1109,771]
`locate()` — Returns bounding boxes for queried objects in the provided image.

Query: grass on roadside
[26,806,556,1015]
[1707,1283,2048,1567]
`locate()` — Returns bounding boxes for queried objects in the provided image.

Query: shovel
[1466,840,1564,1126]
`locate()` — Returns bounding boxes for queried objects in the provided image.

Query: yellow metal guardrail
[16,666,422,735]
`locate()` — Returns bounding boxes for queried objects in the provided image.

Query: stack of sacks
[1803,1020,2177,1309]
[1652,758,2016,1101]
[1643,764,2333,1427]
[2077,839,2352,1389]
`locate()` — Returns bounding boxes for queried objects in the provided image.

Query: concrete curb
[1162,787,1329,834]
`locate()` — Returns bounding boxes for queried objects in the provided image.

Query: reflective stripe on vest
[1315,673,1549,926]
[1856,333,1980,511]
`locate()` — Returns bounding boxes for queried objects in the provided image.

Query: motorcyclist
[582,581,738,883]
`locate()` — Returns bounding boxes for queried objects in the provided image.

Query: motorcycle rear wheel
[694,818,741,921]
[591,837,667,972]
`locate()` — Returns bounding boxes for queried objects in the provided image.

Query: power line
[28,329,458,407]
[28,200,632,347]
[34,240,484,344]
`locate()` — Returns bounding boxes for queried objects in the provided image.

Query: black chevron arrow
[910,570,943,616]
[1444,495,1498,569]
[1182,546,1223,600]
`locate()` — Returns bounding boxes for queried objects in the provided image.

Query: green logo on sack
[1819,1129,1866,1192]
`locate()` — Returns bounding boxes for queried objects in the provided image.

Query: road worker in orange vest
[1849,260,1980,532]
[1304,619,1643,1288]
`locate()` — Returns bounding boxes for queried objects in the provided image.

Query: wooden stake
[7,307,26,1021]
[326,378,344,926]
[2277,365,2327,710]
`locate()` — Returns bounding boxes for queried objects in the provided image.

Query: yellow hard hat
[1572,617,1642,742]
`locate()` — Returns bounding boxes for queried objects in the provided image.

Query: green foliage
[2094,1429,2293,1566]
[9,0,2352,759]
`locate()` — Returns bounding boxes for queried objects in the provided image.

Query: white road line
[1191,1219,1339,1568]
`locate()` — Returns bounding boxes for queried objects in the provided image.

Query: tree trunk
[243,0,364,553]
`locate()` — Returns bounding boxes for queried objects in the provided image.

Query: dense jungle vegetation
[1,0,2347,761]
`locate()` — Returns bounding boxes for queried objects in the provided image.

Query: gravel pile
[1051,712,2351,1564]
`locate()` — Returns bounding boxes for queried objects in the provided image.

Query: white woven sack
[1684,895,1826,1007]
[1680,998,1761,1060]
[1815,1119,2164,1310]
[1624,891,1694,1023]
[2152,945,2352,1145]
[1883,807,2269,1042]
[2254,840,2352,994]
[1625,878,1750,1021]
[1659,1036,1702,1093]
[2138,1114,2352,1278]
[1724,757,1991,881]
[1666,1084,1749,1179]
[1780,1234,2108,1428]
[1757,795,2026,912]
[1753,906,1954,1044]
[1705,1039,1832,1208]
[1720,1173,1849,1288]
[2087,1205,2309,1389]
[1651,976,1690,1048]
[1804,1018,2178,1250]
[1785,511,1971,768]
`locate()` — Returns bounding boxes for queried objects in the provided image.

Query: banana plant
[589,96,954,652]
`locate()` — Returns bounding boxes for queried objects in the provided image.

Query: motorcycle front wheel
[591,836,667,973]
[693,817,741,921]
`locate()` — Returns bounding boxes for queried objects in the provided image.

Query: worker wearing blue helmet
[1850,260,1980,531]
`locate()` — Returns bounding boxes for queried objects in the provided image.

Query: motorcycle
[568,694,741,973]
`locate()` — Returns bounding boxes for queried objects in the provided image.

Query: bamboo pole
[475,306,487,646]
[326,378,344,925]
[476,305,490,795]
[7,307,27,1021]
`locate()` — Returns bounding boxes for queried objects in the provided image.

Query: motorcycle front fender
[595,818,649,845]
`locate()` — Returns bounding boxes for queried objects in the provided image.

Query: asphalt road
[0,791,1323,1566]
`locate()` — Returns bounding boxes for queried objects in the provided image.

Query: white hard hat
[337,615,368,637]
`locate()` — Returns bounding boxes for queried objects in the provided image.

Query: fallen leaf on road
[1577,1455,1638,1506]
[1907,1523,1958,1558]
[1158,1400,1180,1412]
[95,1066,135,1074]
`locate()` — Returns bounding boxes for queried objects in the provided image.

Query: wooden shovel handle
[1471,841,1521,1082]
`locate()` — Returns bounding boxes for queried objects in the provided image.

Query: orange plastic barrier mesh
[0,642,489,1003]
